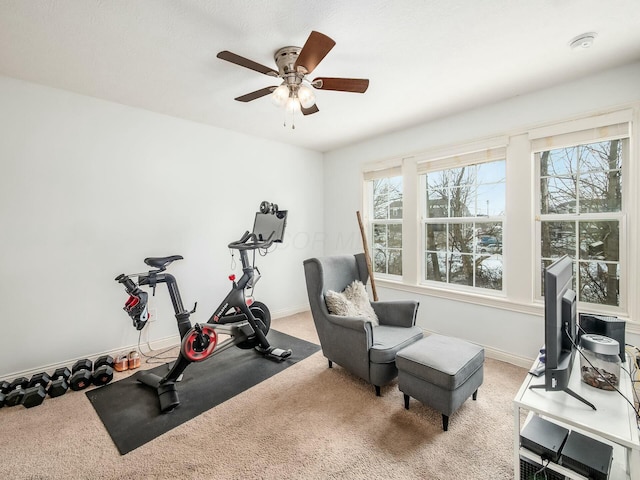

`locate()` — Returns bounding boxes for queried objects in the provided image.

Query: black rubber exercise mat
[86,330,320,455]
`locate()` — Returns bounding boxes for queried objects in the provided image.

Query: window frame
[533,132,629,315]
[359,108,638,326]
[419,152,507,294]
[365,168,404,280]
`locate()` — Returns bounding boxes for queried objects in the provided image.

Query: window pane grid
[422,158,505,292]
[538,137,625,309]
[369,176,403,277]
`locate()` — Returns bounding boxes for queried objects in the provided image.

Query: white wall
[0,76,323,378]
[323,62,640,365]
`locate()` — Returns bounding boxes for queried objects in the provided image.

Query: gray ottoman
[396,334,484,431]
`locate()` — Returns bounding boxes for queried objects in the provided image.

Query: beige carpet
[0,312,525,479]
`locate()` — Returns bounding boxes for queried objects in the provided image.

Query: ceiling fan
[216,31,369,118]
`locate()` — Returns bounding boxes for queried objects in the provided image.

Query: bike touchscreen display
[252,210,288,243]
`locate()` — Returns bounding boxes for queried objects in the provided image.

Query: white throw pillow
[325,289,360,317]
[325,280,379,326]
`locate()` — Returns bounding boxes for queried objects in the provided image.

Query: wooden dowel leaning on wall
[356,210,378,301]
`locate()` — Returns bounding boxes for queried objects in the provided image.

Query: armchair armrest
[371,300,419,328]
[326,313,373,332]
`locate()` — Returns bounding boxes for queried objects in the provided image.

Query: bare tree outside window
[370,176,402,276]
[424,160,505,291]
[539,139,623,307]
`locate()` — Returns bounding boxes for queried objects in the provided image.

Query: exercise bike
[115,201,291,413]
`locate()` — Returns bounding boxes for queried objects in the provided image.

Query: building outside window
[421,157,506,291]
[537,136,626,309]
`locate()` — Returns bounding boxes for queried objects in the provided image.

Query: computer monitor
[530,255,596,410]
[543,255,576,392]
[252,210,288,243]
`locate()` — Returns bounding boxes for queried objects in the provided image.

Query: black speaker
[560,430,613,480]
[579,313,626,361]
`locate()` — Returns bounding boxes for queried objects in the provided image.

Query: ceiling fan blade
[217,51,278,77]
[301,104,319,116]
[234,87,277,102]
[294,31,336,74]
[313,77,369,93]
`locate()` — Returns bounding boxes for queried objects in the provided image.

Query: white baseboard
[482,346,534,369]
[2,334,182,382]
[5,310,533,382]
[271,304,309,319]
[422,329,534,369]
[3,305,310,381]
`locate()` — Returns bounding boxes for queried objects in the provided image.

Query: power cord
[624,343,640,431]
[532,457,550,479]
[137,328,178,365]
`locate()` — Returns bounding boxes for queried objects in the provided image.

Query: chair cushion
[396,334,484,390]
[369,325,424,364]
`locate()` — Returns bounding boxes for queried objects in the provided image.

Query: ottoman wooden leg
[442,414,449,432]
[403,394,410,409]
[473,389,478,401]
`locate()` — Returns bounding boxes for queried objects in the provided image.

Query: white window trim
[528,110,632,143]
[532,125,630,316]
[418,146,507,294]
[365,173,404,279]
[359,106,640,328]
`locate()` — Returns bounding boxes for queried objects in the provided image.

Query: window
[537,136,626,308]
[367,175,403,276]
[421,153,506,291]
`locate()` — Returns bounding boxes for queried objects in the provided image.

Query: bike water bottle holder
[123,290,149,330]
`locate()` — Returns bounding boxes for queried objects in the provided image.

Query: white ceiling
[1,1,639,152]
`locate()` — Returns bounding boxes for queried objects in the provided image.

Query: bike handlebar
[115,273,149,330]
[115,273,138,294]
[227,230,275,251]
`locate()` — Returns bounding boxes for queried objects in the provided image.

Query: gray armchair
[303,254,423,395]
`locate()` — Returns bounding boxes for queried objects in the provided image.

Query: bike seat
[144,255,183,270]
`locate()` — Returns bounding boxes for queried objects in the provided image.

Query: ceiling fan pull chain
[283,108,296,129]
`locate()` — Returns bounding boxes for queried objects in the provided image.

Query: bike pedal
[270,348,292,360]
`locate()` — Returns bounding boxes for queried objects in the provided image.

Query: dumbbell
[22,385,47,408]
[69,359,93,391]
[5,376,45,408]
[0,380,11,408]
[28,372,51,390]
[6,374,48,408]
[4,377,29,407]
[16,372,50,408]
[92,355,114,386]
[48,367,71,398]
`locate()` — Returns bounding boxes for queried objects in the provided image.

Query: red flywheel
[181,325,218,361]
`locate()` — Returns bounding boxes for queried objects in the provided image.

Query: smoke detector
[569,32,597,49]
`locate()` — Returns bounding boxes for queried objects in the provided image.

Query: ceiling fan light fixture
[297,84,315,109]
[218,30,369,123]
[271,84,289,106]
[286,96,301,113]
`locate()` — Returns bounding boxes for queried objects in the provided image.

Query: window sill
[375,277,542,316]
[374,278,640,330]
